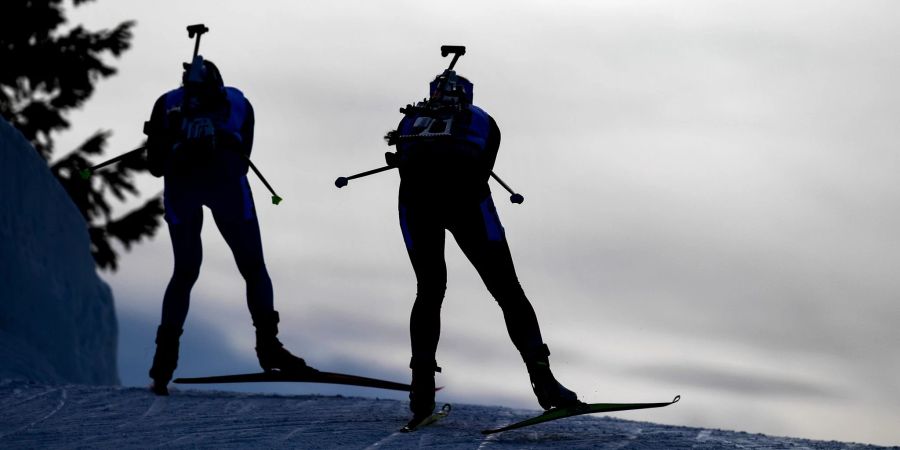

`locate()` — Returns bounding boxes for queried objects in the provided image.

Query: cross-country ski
[481,395,681,434]
[173,370,413,392]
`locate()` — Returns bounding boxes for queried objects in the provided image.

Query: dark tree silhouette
[0,0,163,271]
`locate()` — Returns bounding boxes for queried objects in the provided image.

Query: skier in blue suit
[386,71,579,425]
[144,58,311,395]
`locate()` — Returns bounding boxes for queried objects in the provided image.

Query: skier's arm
[235,99,255,175]
[145,95,170,178]
[214,96,254,175]
[241,99,255,159]
[386,115,413,168]
[483,116,501,172]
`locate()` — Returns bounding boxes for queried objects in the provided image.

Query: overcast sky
[56,0,899,445]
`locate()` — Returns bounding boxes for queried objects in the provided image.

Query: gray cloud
[628,363,841,400]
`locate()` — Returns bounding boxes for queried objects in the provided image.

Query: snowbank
[0,117,118,385]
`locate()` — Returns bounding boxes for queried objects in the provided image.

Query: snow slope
[0,118,118,385]
[0,380,891,449]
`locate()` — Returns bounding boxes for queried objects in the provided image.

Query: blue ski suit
[394,96,547,370]
[146,85,274,327]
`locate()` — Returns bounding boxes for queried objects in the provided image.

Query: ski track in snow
[0,387,67,440]
[0,381,893,449]
[696,429,713,441]
[141,395,168,418]
[477,409,514,449]
[364,431,403,449]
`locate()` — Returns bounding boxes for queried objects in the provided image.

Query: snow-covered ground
[0,379,891,449]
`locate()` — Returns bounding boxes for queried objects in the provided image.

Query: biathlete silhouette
[336,45,579,431]
[143,24,310,395]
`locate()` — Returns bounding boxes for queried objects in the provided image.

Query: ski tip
[435,385,445,392]
[673,395,681,403]
[400,404,452,433]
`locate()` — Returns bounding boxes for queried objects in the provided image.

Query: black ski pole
[233,152,282,205]
[248,160,282,205]
[79,145,147,179]
[335,165,396,188]
[490,171,524,204]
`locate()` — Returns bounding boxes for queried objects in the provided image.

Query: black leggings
[399,196,545,367]
[160,206,273,328]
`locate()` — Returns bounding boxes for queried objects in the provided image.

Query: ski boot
[253,310,316,374]
[405,359,440,429]
[148,324,183,396]
[523,344,580,410]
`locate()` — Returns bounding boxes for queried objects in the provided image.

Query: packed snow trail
[0,381,890,449]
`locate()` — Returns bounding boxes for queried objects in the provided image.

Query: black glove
[144,120,169,178]
[384,151,400,168]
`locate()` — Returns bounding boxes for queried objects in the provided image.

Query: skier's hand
[385,151,400,168]
[215,129,241,149]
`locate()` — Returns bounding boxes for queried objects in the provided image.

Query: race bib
[411,115,454,137]
[183,117,215,141]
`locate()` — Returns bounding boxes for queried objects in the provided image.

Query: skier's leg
[450,197,542,353]
[148,324,183,395]
[249,309,314,373]
[451,196,579,409]
[400,203,447,419]
[160,205,204,327]
[150,193,203,394]
[210,176,273,317]
[211,179,311,373]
